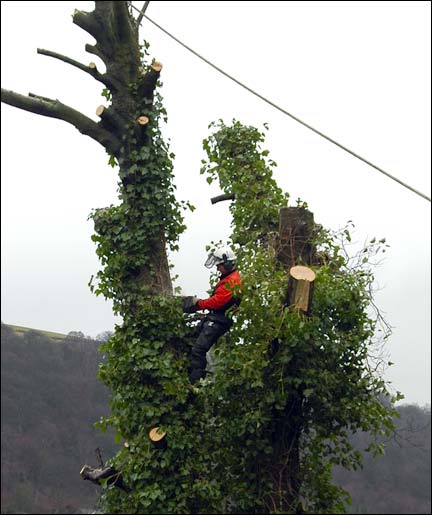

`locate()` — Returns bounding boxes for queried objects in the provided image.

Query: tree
[2,3,401,514]
[67,331,86,339]
[96,330,114,343]
[197,120,402,513]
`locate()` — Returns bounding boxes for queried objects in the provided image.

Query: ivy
[201,119,289,246]
[195,120,402,513]
[91,68,402,513]
[87,42,215,513]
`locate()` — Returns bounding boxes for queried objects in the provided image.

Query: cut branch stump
[287,265,316,315]
[80,464,130,493]
[210,193,235,204]
[149,426,167,450]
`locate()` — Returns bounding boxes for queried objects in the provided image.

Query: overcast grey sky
[1,1,430,406]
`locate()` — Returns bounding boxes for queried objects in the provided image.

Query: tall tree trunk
[263,206,317,513]
[1,1,173,295]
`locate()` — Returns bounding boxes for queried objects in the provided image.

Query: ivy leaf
[108,155,118,168]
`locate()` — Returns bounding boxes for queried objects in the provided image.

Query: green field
[6,324,69,341]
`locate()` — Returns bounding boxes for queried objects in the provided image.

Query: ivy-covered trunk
[199,120,402,514]
[2,2,179,297]
[76,2,179,298]
[1,4,202,512]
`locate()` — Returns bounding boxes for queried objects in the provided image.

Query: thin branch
[95,447,104,468]
[384,419,431,449]
[1,88,121,156]
[137,1,151,25]
[37,48,115,90]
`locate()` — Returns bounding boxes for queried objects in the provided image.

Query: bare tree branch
[1,88,121,156]
[136,1,151,26]
[73,8,102,42]
[37,48,116,91]
[95,447,104,468]
[80,464,130,493]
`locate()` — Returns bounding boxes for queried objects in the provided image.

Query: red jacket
[197,270,242,312]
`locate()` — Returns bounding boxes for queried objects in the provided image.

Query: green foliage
[101,87,112,102]
[88,41,225,513]
[195,120,402,513]
[2,322,426,514]
[88,41,192,315]
[201,119,289,245]
[90,63,402,512]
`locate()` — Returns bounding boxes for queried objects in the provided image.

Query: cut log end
[80,464,91,478]
[88,62,97,69]
[96,105,105,117]
[137,115,149,126]
[287,265,315,315]
[149,427,166,442]
[151,61,163,72]
[289,265,316,282]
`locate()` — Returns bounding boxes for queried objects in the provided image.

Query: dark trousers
[189,317,231,384]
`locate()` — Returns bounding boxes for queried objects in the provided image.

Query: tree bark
[80,464,130,493]
[278,207,318,268]
[1,89,121,156]
[263,206,318,513]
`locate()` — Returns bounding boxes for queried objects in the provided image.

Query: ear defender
[222,253,234,271]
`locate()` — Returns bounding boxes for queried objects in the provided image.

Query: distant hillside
[1,323,430,514]
[333,403,431,514]
[1,323,118,514]
[6,324,70,341]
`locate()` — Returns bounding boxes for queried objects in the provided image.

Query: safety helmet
[204,247,237,270]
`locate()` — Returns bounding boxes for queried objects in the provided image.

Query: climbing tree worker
[182,247,242,384]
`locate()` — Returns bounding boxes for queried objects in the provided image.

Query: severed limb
[80,464,130,493]
[37,48,117,91]
[210,193,235,205]
[1,89,121,156]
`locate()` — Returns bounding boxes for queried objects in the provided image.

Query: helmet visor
[204,253,223,268]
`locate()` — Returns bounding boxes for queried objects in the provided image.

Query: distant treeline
[332,403,431,514]
[1,323,430,514]
[1,323,118,514]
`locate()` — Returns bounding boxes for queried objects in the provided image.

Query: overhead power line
[130,4,430,203]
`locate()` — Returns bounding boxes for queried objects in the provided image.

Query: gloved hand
[182,296,199,313]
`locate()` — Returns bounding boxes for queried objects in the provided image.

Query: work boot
[189,368,206,385]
